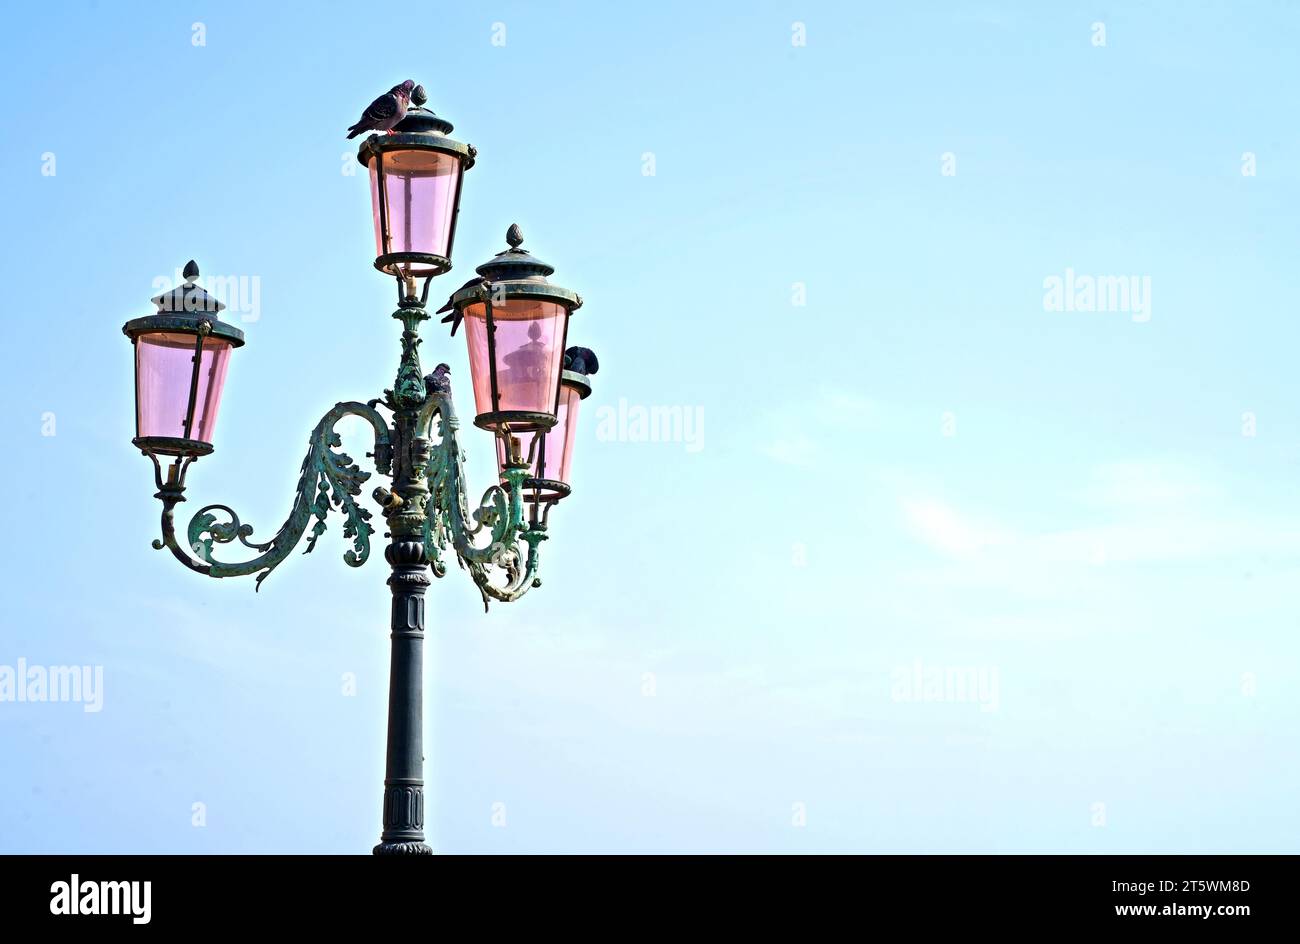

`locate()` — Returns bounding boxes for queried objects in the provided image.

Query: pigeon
[346,80,415,138]
[437,277,491,336]
[564,347,599,376]
[424,363,452,395]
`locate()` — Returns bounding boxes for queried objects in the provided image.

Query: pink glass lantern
[445,224,582,434]
[464,299,568,422]
[123,261,245,458]
[135,332,233,443]
[495,346,597,503]
[357,87,474,279]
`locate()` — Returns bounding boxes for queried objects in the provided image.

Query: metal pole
[374,303,436,855]
[373,536,432,855]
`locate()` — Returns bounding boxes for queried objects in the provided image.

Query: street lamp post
[122,87,600,855]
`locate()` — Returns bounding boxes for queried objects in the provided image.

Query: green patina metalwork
[391,307,430,411]
[418,388,547,611]
[183,401,389,588]
[148,296,546,609]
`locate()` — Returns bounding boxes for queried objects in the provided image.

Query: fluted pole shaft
[373,538,431,855]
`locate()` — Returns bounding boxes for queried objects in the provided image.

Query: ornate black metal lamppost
[122,86,600,855]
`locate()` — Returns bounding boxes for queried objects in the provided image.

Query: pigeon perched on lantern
[437,276,490,337]
[497,344,600,505]
[564,347,599,377]
[346,80,416,138]
[356,84,475,279]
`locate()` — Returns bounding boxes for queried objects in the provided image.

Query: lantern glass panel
[368,149,461,271]
[497,382,582,485]
[135,332,232,443]
[463,299,567,419]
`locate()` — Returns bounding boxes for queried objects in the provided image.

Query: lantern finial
[151,260,226,314]
[506,224,524,249]
[411,84,428,108]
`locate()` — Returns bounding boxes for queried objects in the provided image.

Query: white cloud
[901,498,1010,556]
[1073,460,1221,508]
[898,459,1300,573]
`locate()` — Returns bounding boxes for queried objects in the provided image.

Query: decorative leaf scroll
[152,378,546,609]
[418,390,545,611]
[392,321,428,411]
[182,402,391,590]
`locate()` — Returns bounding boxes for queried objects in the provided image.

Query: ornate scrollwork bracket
[416,370,547,611]
[144,310,549,611]
[149,401,392,590]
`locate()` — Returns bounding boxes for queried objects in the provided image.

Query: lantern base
[474,410,558,433]
[374,252,451,278]
[133,436,214,459]
[522,478,571,504]
[123,313,246,346]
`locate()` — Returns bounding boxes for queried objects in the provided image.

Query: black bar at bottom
[0,854,1289,931]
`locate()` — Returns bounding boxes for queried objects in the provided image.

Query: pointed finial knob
[411,84,428,107]
[506,224,524,249]
[182,260,200,284]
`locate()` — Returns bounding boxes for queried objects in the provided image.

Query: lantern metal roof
[122,261,246,347]
[450,225,582,310]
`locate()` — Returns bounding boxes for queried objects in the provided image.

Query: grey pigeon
[438,277,491,336]
[424,363,452,395]
[346,80,415,138]
[564,347,600,376]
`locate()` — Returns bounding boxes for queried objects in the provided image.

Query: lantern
[357,85,475,279]
[447,224,582,434]
[122,261,245,461]
[496,346,599,503]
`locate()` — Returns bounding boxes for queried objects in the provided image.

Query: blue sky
[1,0,1298,853]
